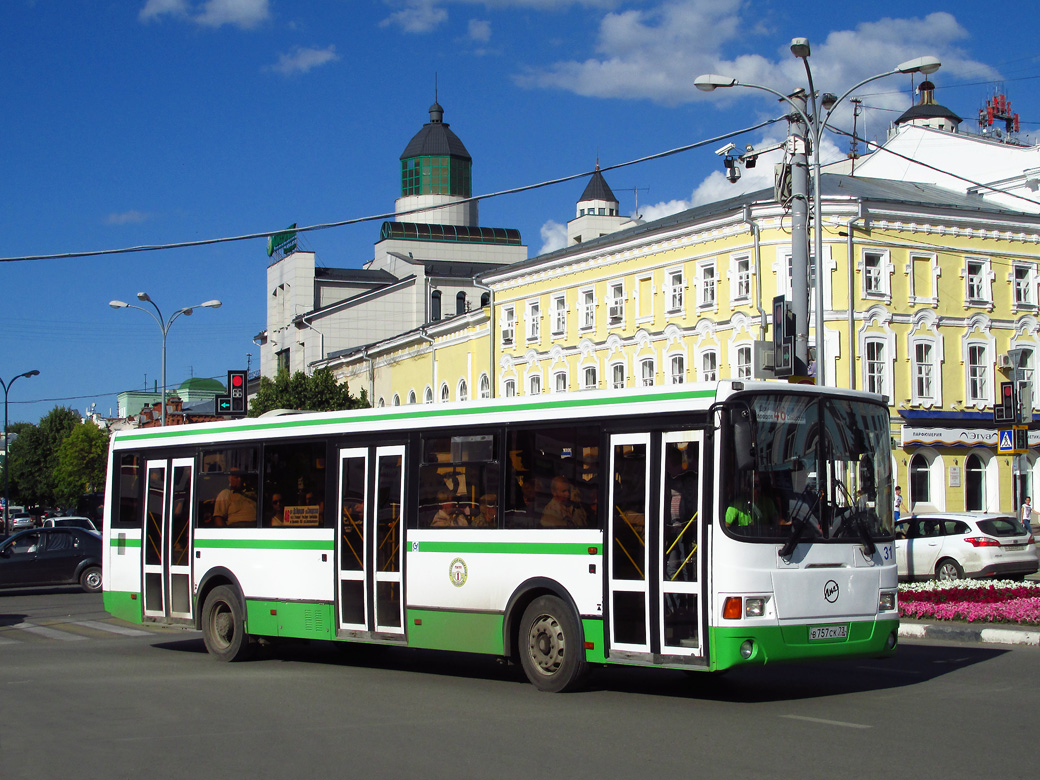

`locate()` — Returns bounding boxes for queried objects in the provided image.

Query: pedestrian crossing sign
[998,429,1015,453]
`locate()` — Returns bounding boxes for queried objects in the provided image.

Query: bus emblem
[449,558,468,588]
[824,580,839,603]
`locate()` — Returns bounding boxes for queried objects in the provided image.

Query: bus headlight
[879,591,897,612]
[745,597,767,618]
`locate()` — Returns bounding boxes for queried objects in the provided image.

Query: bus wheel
[202,585,254,662]
[519,595,588,693]
[79,566,102,593]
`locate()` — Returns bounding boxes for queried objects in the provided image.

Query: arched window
[480,292,490,307]
[909,453,930,507]
[408,390,417,404]
[424,386,434,404]
[479,373,491,399]
[440,383,450,403]
[458,379,468,402]
[529,374,541,395]
[377,397,385,408]
[431,290,442,321]
[456,291,466,315]
[504,379,517,397]
[965,453,985,512]
[392,394,401,406]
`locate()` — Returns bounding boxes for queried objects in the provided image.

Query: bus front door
[607,431,705,661]
[336,445,406,640]
[142,458,195,622]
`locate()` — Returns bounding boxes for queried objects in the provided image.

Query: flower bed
[899,580,1040,625]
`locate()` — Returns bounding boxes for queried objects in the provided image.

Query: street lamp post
[696,44,940,386]
[110,293,222,427]
[2,369,40,536]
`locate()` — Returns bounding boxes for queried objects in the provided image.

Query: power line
[0,118,783,264]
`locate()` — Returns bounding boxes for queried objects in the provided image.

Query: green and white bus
[102,380,899,691]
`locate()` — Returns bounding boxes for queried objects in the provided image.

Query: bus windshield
[721,393,893,544]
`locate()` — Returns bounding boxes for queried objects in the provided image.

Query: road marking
[72,620,152,637]
[781,715,871,730]
[11,622,87,641]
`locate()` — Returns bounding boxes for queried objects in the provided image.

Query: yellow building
[327,171,1040,518]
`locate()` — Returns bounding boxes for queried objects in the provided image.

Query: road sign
[998,429,1015,453]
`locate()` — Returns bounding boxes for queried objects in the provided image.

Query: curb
[899,620,1040,647]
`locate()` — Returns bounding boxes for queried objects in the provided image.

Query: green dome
[178,377,226,392]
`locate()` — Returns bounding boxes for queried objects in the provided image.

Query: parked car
[9,514,35,532]
[0,528,103,592]
[40,516,100,533]
[895,513,1039,581]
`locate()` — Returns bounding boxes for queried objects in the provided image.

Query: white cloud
[105,210,150,226]
[516,4,998,108]
[380,0,449,34]
[468,19,491,43]
[270,45,340,76]
[139,0,270,29]
[539,220,567,254]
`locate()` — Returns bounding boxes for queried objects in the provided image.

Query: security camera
[725,165,741,184]
[715,142,736,156]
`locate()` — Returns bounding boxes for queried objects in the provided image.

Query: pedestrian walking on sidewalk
[1022,496,1032,533]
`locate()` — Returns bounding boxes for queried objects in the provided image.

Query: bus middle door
[142,457,195,622]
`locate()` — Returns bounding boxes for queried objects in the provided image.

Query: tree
[8,406,79,508]
[247,368,369,417]
[53,422,110,507]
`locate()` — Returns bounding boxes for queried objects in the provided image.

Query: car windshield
[720,392,893,544]
[977,517,1027,537]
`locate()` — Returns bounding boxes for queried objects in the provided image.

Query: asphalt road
[0,589,1036,780]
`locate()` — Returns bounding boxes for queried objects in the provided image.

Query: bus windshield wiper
[779,487,819,558]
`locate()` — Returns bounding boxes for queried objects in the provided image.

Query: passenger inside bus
[212,469,258,527]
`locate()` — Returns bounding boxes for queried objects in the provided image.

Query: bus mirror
[732,411,755,472]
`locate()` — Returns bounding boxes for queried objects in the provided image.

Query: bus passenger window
[197,448,259,528]
[113,452,144,529]
[262,441,327,528]
[505,427,600,529]
[417,434,499,529]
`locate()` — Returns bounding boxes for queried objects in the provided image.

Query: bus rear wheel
[201,585,255,662]
[519,595,589,693]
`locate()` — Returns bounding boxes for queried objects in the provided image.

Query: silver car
[895,513,1039,581]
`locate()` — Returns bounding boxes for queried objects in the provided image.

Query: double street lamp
[696,41,941,386]
[2,369,39,534]
[110,293,222,427]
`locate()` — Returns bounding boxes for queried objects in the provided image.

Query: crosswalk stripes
[0,619,160,644]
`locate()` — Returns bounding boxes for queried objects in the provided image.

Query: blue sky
[2,0,1037,423]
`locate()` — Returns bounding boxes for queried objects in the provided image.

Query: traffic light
[995,381,1016,423]
[228,370,248,415]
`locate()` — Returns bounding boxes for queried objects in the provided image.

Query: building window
[640,358,655,387]
[554,371,567,393]
[967,344,988,402]
[431,290,442,321]
[527,300,541,342]
[424,386,434,404]
[480,292,490,307]
[736,345,752,380]
[580,289,595,330]
[698,261,716,307]
[479,373,491,399]
[1014,264,1036,307]
[734,256,751,301]
[666,269,684,313]
[909,453,930,508]
[701,351,717,382]
[276,348,290,374]
[913,342,935,402]
[440,383,450,403]
[392,394,400,406]
[501,306,515,345]
[408,390,417,404]
[458,379,468,402]
[863,250,887,297]
[583,365,598,390]
[610,363,625,390]
[669,354,685,385]
[965,453,985,512]
[865,340,886,396]
[608,283,624,324]
[552,295,567,335]
[456,291,467,316]
[377,397,385,408]
[965,257,992,306]
[504,379,516,398]
[529,374,541,396]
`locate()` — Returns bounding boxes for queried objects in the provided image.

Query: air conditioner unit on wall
[608,303,623,320]
[997,354,1012,369]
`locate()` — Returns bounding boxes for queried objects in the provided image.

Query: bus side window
[262,441,327,528]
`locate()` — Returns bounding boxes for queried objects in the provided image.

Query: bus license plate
[809,625,848,641]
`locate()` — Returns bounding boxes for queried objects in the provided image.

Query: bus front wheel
[519,595,589,693]
[201,585,255,662]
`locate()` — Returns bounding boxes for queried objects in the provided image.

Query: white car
[895,513,1039,581]
[40,516,100,533]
